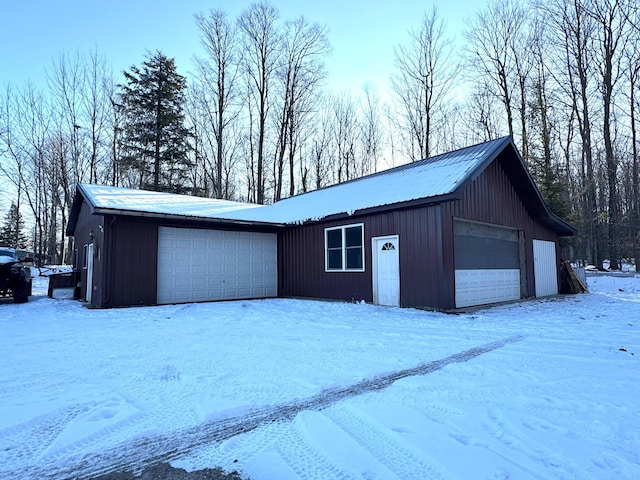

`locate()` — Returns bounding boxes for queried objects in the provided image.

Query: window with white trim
[325,223,364,271]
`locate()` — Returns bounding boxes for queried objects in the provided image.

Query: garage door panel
[175,239,192,250]
[454,220,522,308]
[192,264,207,275]
[174,265,191,276]
[455,269,521,307]
[157,227,277,304]
[209,264,223,275]
[193,251,207,262]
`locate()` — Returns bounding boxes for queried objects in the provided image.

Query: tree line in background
[0,0,638,271]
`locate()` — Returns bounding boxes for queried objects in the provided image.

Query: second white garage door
[454,220,522,308]
[157,227,277,304]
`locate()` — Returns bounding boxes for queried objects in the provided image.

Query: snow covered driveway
[0,276,638,479]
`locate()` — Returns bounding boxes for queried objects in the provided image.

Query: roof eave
[90,206,286,229]
[65,185,86,236]
[287,192,458,225]
[546,213,578,237]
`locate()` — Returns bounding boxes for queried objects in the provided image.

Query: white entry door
[372,235,400,306]
[85,243,94,303]
[533,239,558,297]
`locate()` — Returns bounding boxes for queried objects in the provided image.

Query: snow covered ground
[0,274,638,479]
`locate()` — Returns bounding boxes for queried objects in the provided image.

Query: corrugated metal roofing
[79,137,509,225]
[80,184,267,221]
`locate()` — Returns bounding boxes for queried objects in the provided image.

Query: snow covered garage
[66,185,280,307]
[272,136,575,310]
[67,136,575,309]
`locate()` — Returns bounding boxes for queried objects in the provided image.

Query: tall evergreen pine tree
[0,202,29,249]
[119,51,192,193]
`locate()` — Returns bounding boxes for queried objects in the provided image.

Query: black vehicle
[0,247,32,303]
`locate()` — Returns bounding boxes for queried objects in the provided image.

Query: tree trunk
[154,75,162,191]
[631,65,639,272]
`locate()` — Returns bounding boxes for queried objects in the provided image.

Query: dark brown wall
[280,150,561,310]
[72,201,104,306]
[103,216,159,307]
[278,205,447,308]
[102,216,281,308]
[76,148,559,309]
[440,151,560,308]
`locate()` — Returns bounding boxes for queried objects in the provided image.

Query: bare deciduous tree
[306,97,332,191]
[194,9,241,199]
[392,7,456,160]
[272,16,329,201]
[358,84,383,175]
[628,43,640,272]
[586,0,631,269]
[464,0,529,139]
[238,1,282,204]
[83,47,110,185]
[331,92,359,183]
[542,0,601,266]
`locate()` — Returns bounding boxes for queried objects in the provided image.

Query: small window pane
[345,226,362,247]
[327,249,342,269]
[346,247,363,269]
[327,229,342,249]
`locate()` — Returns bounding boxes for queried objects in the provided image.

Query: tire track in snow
[3,335,524,480]
[324,406,450,480]
[274,416,359,480]
[0,405,87,464]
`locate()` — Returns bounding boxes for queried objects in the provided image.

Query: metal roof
[67,136,576,236]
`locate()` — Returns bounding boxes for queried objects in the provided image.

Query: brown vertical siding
[280,149,561,310]
[397,206,446,308]
[73,145,561,309]
[279,205,448,309]
[72,202,104,306]
[102,217,279,307]
[105,217,158,307]
[440,150,560,307]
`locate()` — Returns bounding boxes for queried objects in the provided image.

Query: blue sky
[0,0,485,214]
[0,0,482,95]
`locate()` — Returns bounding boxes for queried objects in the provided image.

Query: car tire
[12,279,29,304]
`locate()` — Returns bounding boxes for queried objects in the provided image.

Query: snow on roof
[80,138,506,225]
[80,184,268,221]
[216,138,500,224]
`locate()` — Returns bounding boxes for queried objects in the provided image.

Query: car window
[0,249,17,259]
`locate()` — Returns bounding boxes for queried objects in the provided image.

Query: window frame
[324,223,365,272]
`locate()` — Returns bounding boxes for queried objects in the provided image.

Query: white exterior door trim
[372,235,400,307]
[85,243,94,303]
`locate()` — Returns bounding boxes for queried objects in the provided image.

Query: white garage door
[454,220,521,308]
[533,239,558,297]
[157,227,277,304]
[455,269,521,308]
